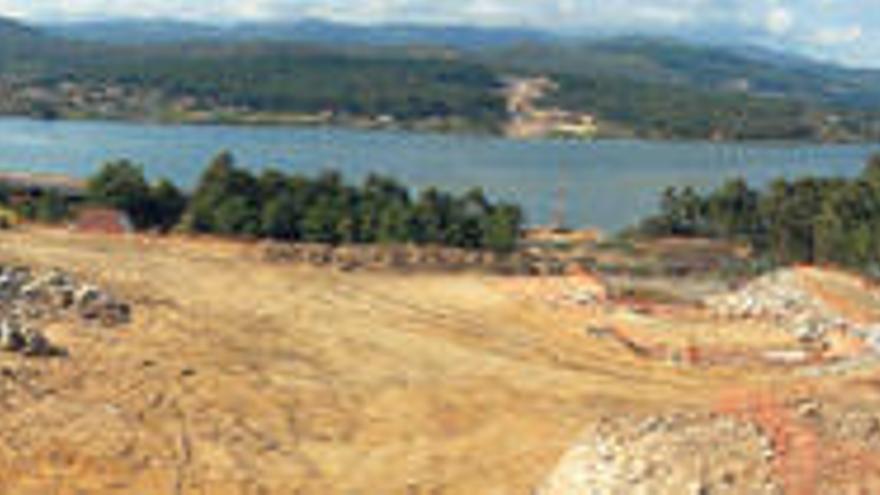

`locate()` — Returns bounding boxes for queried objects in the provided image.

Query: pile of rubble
[705,268,851,342]
[539,414,780,495]
[0,265,131,358]
[262,241,585,275]
[263,242,504,272]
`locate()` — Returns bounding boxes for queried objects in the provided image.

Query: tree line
[636,154,880,272]
[4,152,523,253]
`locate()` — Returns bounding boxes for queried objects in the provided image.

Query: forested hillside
[2,15,880,140]
[60,43,505,126]
[544,73,877,140]
[481,38,880,109]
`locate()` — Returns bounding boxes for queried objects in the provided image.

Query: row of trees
[638,154,880,270]
[79,152,523,252]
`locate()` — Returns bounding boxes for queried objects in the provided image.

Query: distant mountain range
[0,16,33,36]
[32,18,880,108]
[43,18,556,49]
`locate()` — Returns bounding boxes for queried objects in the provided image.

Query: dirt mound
[705,267,880,343]
[263,242,507,272]
[540,414,780,495]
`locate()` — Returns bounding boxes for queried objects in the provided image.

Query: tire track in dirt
[0,232,771,493]
[323,276,733,396]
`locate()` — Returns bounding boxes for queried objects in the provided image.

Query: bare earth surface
[0,228,876,494]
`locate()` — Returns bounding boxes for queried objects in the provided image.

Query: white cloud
[0,0,877,66]
[765,6,794,35]
[811,24,863,46]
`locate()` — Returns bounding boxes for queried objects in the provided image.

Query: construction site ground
[0,227,877,493]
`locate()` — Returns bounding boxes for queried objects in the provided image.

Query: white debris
[706,269,855,342]
[539,414,781,495]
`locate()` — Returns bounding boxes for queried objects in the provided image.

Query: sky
[0,0,876,67]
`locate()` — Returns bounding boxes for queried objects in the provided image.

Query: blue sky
[0,0,876,67]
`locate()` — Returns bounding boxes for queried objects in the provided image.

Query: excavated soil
[0,228,878,493]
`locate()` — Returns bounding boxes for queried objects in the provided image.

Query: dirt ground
[0,228,850,494]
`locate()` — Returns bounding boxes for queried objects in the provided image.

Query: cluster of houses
[0,78,217,121]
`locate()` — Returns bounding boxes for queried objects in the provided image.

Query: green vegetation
[546,74,850,140]
[479,38,880,141]
[0,182,70,225]
[62,44,506,128]
[1,16,878,140]
[636,154,880,272]
[1,153,523,253]
[49,42,880,141]
[86,160,185,230]
[179,152,522,251]
[3,16,880,140]
[481,38,880,109]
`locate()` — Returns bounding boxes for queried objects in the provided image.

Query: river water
[1,117,878,231]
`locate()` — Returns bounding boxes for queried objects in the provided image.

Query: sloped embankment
[706,267,880,345]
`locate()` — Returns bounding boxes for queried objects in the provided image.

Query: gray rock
[0,319,26,352]
[20,326,56,357]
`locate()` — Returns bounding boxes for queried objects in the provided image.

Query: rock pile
[0,265,131,358]
[0,318,56,356]
[705,268,849,342]
[539,414,781,495]
[263,242,508,272]
[262,241,591,276]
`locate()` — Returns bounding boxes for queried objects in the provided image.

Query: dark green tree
[482,204,523,253]
[412,188,450,244]
[705,178,761,239]
[302,198,342,244]
[86,160,153,228]
[34,190,69,224]
[150,179,187,232]
[261,192,302,240]
[185,151,259,232]
[214,196,260,236]
[377,202,413,244]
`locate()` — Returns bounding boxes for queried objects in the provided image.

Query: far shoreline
[0,113,877,146]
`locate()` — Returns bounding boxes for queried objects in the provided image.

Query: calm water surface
[1,117,878,231]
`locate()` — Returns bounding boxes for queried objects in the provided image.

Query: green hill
[480,37,880,109]
[1,17,879,141]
